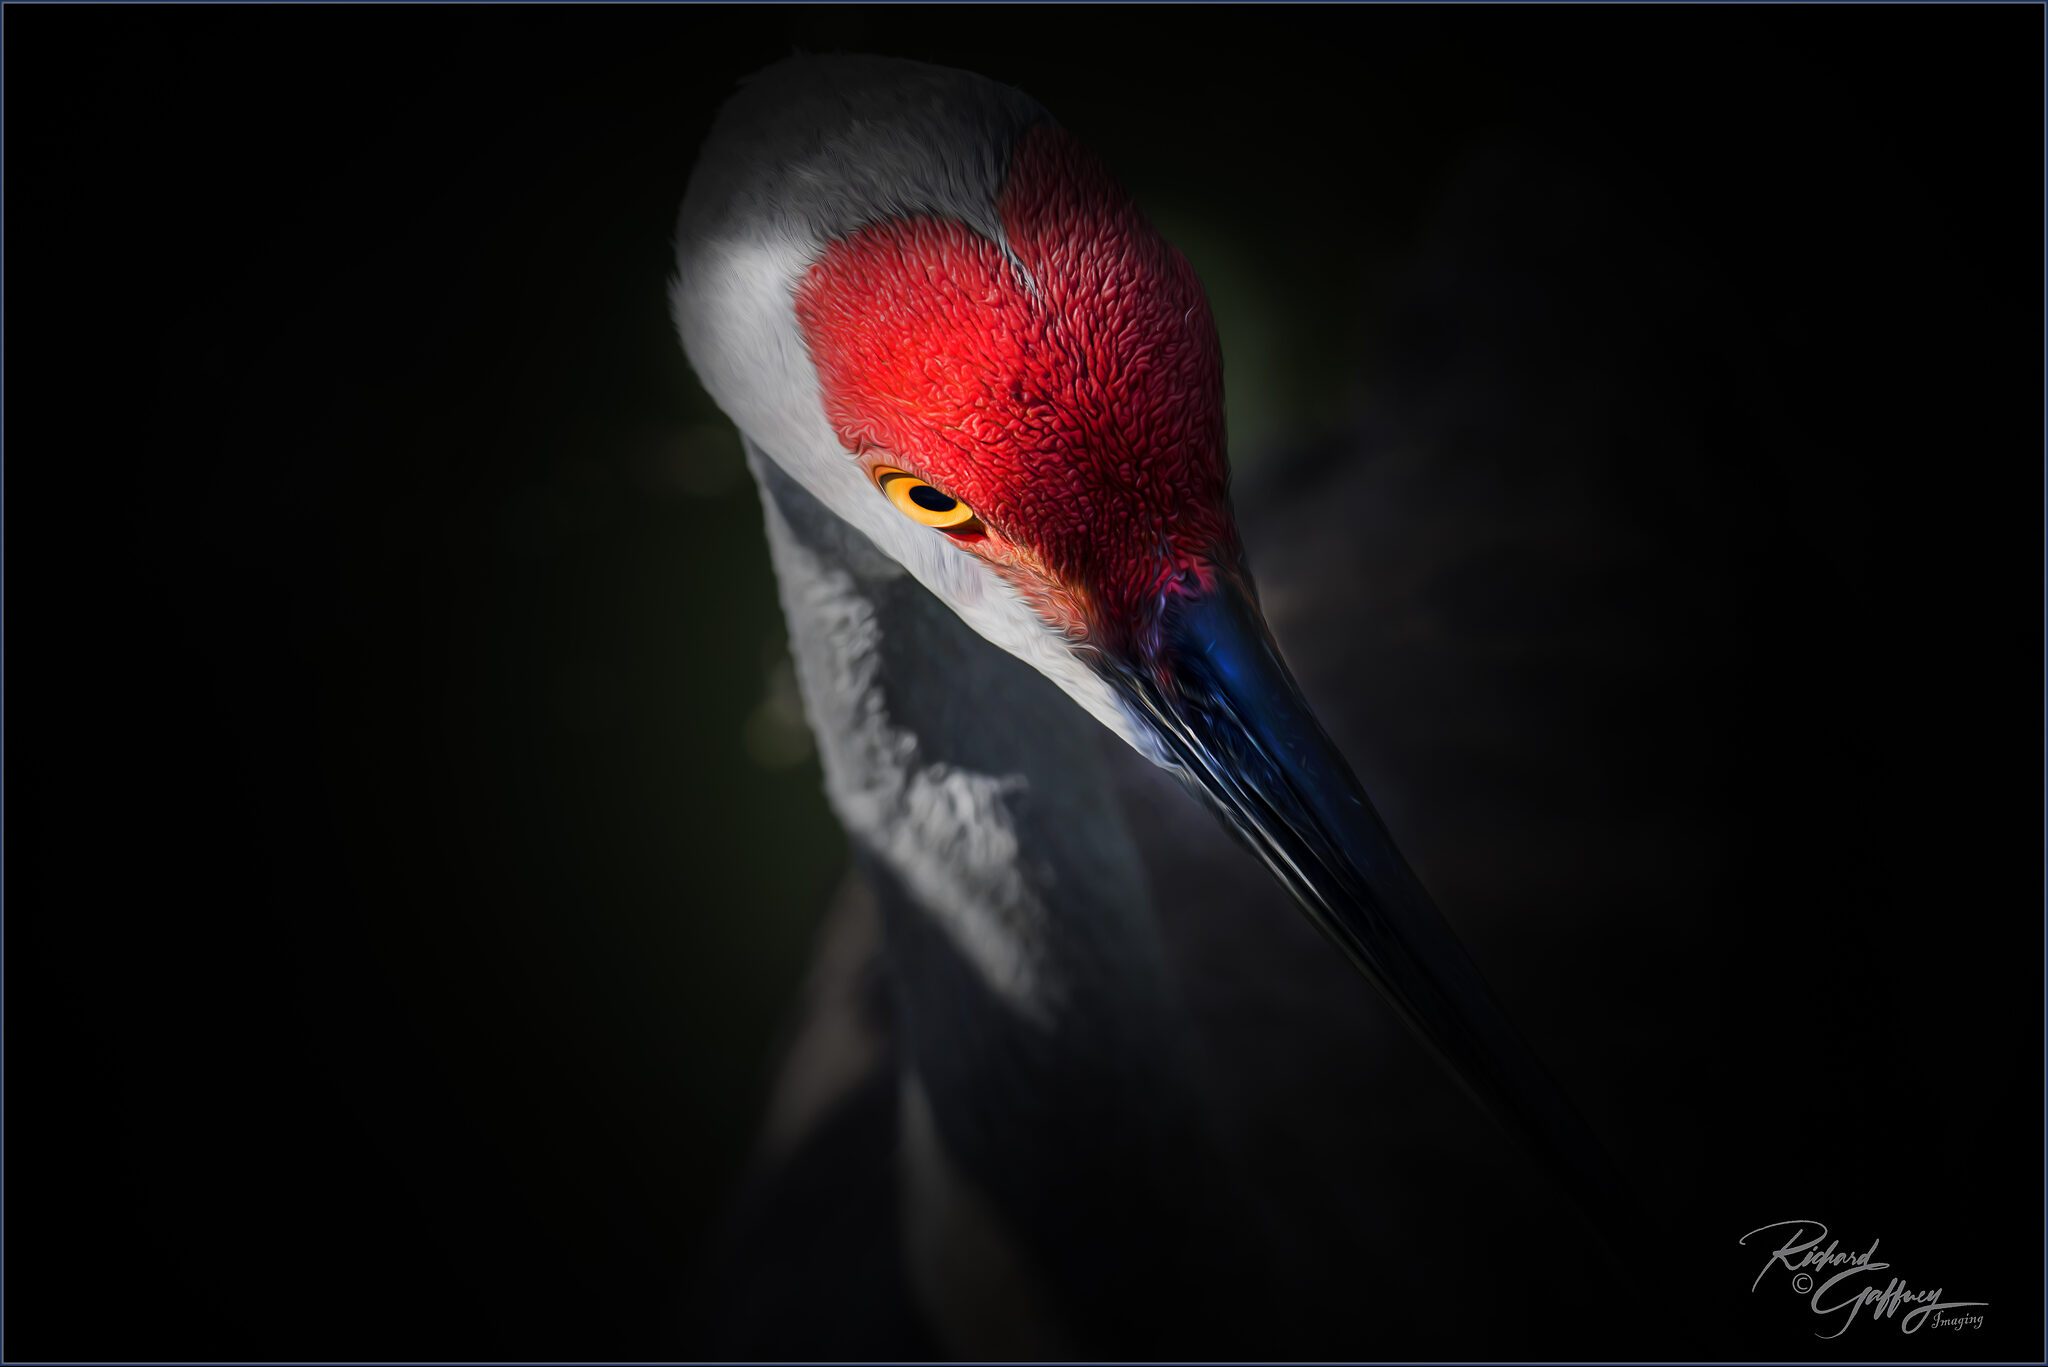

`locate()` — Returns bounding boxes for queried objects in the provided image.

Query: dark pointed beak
[1111,576,1630,1243]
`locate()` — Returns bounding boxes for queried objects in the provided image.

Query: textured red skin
[793,124,1240,651]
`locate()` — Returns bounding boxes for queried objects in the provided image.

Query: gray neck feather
[747,444,1250,1351]
[749,438,1170,1049]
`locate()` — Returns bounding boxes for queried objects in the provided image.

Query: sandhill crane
[671,53,1624,1358]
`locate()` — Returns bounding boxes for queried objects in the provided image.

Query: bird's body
[708,450,1255,1357]
[672,53,1624,1357]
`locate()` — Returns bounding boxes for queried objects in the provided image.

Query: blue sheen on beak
[1116,579,1631,1248]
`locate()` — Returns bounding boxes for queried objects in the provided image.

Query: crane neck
[750,445,1171,1020]
[747,444,1249,1355]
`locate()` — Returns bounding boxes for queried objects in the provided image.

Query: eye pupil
[907,484,957,513]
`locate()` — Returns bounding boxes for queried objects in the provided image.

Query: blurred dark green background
[6,4,2041,1361]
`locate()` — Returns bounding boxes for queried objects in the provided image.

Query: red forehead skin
[793,123,1241,650]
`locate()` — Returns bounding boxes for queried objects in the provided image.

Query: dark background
[5,4,2042,1362]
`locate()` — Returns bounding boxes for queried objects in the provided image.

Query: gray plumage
[676,55,1043,263]
[673,53,1639,1360]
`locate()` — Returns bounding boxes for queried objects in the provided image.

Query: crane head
[673,54,1627,1242]
[791,118,1239,675]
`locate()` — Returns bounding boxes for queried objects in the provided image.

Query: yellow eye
[875,467,982,532]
